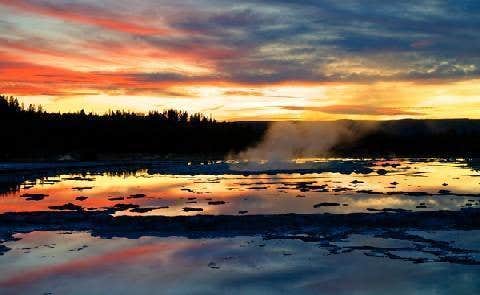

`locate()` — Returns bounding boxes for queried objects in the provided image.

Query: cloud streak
[0,0,175,36]
[282,105,422,116]
[0,0,479,119]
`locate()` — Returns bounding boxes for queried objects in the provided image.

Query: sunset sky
[1,0,480,120]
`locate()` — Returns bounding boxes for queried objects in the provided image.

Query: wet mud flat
[1,209,480,261]
[2,158,480,216]
[0,209,480,295]
[1,159,480,294]
[1,208,479,237]
[1,230,479,295]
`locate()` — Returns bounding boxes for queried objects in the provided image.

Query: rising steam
[231,121,377,161]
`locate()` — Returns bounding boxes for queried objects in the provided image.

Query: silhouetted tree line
[3,94,480,160]
[0,95,267,160]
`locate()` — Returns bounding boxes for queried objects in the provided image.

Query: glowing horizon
[1,0,480,121]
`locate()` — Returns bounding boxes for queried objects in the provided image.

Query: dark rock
[49,203,82,211]
[247,186,268,190]
[130,207,158,213]
[128,194,146,199]
[63,176,95,181]
[208,201,226,205]
[376,169,388,175]
[333,187,351,192]
[351,180,364,184]
[208,262,220,269]
[183,207,203,212]
[0,244,10,256]
[72,186,93,191]
[405,192,431,196]
[313,202,340,207]
[358,190,383,195]
[20,193,48,201]
[110,203,140,211]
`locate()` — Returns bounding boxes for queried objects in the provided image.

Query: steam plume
[232,121,377,161]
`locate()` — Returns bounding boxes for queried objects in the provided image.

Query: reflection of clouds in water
[1,231,479,295]
[344,196,418,209]
[1,160,480,215]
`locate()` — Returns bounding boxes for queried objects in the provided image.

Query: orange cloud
[0,51,218,96]
[0,0,175,36]
[282,105,422,116]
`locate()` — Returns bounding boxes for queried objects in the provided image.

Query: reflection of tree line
[465,159,480,173]
[0,180,21,195]
[0,165,150,195]
[1,163,247,195]
[0,95,267,160]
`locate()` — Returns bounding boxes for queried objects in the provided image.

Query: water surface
[1,158,479,294]
[0,230,478,295]
[1,159,479,215]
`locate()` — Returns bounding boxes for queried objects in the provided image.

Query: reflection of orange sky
[1,160,479,215]
[0,232,202,288]
[1,173,253,215]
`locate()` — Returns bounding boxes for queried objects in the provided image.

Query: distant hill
[331,119,480,157]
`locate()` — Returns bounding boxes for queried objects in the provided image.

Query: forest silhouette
[3,94,480,160]
[0,95,267,160]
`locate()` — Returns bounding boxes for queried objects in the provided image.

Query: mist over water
[230,121,377,169]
